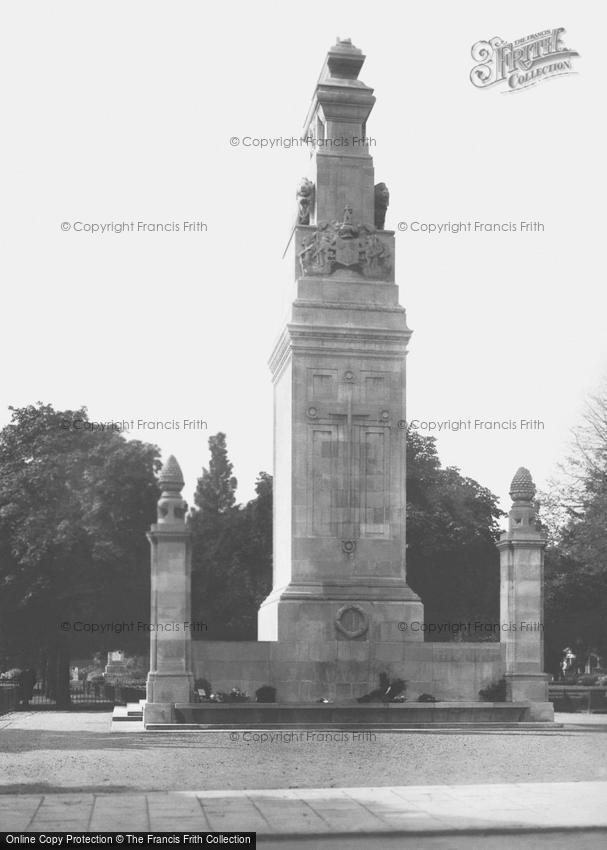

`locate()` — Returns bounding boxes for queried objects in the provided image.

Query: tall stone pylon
[258,38,423,644]
[497,468,554,721]
[143,455,194,725]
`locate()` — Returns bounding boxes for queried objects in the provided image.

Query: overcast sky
[2,1,605,521]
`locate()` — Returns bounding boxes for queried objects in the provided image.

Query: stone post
[497,467,554,721]
[143,455,194,725]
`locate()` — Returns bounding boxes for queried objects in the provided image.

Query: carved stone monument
[498,468,554,720]
[104,650,128,683]
[139,41,555,726]
[258,37,423,649]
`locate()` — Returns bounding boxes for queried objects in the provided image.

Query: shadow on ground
[0,783,139,795]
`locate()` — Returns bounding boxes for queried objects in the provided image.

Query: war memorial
[142,39,554,728]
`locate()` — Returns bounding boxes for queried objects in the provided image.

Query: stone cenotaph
[142,40,553,726]
[258,37,424,649]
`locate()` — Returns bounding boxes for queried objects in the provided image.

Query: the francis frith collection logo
[470,28,579,91]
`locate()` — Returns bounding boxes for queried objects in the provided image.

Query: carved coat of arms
[298,205,391,280]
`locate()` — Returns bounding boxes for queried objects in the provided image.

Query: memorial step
[143,701,550,728]
[145,721,561,731]
[111,704,143,722]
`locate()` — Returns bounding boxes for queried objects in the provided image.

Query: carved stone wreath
[335,604,369,639]
[341,539,357,556]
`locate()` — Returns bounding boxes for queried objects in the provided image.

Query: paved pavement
[1,781,606,836]
[269,833,607,849]
[1,711,606,840]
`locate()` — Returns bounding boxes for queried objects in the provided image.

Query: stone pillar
[497,468,554,721]
[143,455,194,725]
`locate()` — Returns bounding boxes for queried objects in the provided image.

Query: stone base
[505,673,550,704]
[143,701,175,725]
[520,701,555,722]
[146,672,194,705]
[162,702,534,728]
[258,593,424,644]
[505,675,553,720]
[191,639,506,703]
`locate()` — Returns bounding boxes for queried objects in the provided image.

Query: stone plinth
[497,468,554,721]
[143,455,194,725]
[192,639,505,703]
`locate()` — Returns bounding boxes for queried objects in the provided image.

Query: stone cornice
[496,537,546,551]
[269,322,412,381]
[293,299,406,314]
[147,527,192,543]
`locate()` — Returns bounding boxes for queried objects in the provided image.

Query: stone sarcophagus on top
[258,38,423,646]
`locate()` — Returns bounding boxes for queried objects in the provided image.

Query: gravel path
[1,711,606,794]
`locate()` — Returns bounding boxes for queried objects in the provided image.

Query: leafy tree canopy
[541,378,607,670]
[406,429,504,637]
[0,403,161,699]
[189,434,271,640]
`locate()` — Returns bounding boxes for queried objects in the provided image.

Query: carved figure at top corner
[296,177,315,225]
[374,183,390,230]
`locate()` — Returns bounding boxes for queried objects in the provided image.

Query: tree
[0,403,161,703]
[541,378,607,671]
[193,433,237,515]
[405,429,504,638]
[189,434,272,640]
